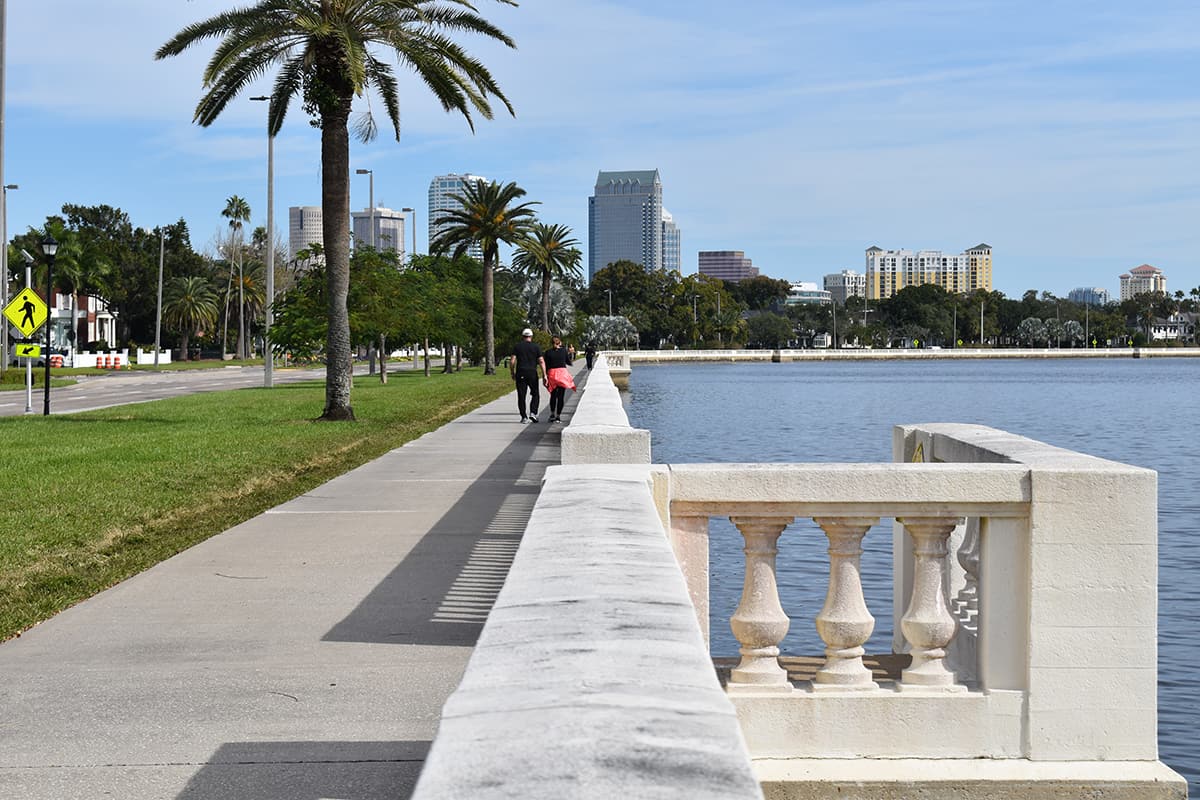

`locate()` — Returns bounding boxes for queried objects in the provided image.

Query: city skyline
[1,1,1196,300]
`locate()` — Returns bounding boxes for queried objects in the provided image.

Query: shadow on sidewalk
[321,418,560,648]
[176,740,429,800]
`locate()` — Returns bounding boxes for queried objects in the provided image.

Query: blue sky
[4,0,1198,298]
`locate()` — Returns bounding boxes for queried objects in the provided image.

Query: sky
[2,0,1198,299]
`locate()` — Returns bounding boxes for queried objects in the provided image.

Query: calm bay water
[622,358,1199,792]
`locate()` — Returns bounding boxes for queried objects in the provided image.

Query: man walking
[511,328,545,423]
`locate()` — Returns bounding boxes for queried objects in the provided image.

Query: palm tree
[164,276,220,358]
[431,179,538,373]
[157,1,517,421]
[40,223,111,361]
[221,195,251,359]
[512,223,581,334]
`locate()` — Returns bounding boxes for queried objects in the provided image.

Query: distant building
[1150,312,1196,343]
[352,205,407,257]
[429,173,487,260]
[865,243,993,300]
[1068,287,1111,306]
[698,250,759,282]
[824,270,866,304]
[786,281,832,305]
[661,209,681,273]
[588,169,663,280]
[288,206,323,263]
[1119,265,1166,301]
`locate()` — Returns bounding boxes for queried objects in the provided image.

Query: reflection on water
[624,358,1200,792]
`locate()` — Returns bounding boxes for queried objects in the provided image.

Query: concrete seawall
[621,347,1200,363]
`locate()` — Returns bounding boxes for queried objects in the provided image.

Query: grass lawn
[0,368,512,640]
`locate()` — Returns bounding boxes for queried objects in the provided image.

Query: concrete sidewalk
[0,378,583,799]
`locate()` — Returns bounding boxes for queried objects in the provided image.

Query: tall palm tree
[157,0,517,420]
[431,179,538,373]
[512,222,581,334]
[41,223,112,360]
[163,276,220,358]
[221,195,251,359]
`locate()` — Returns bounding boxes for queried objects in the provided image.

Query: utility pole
[154,230,164,366]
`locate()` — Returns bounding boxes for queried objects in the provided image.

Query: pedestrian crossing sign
[15,343,40,359]
[3,288,48,338]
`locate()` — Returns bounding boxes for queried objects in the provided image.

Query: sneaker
[520,416,529,424]
[530,413,538,423]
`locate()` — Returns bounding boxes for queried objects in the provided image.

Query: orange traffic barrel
[50,354,63,368]
[112,355,121,369]
[98,354,108,369]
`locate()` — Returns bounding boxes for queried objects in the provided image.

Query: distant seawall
[622,347,1200,363]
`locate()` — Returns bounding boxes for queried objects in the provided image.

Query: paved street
[0,364,349,417]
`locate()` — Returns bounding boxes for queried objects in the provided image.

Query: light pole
[980,300,985,346]
[251,95,275,387]
[40,233,57,416]
[154,229,164,366]
[355,168,374,248]
[952,302,957,348]
[0,183,15,375]
[606,289,613,317]
[401,207,415,262]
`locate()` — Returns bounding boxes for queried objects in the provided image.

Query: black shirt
[513,340,542,372]
[544,346,571,369]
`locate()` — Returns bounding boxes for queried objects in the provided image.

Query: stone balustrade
[413,356,1186,799]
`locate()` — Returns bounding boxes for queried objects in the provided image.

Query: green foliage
[746,312,794,348]
[724,275,792,311]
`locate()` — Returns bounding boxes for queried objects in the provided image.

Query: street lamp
[251,95,275,387]
[355,168,374,249]
[154,229,164,366]
[401,207,415,261]
[606,289,613,316]
[1,183,16,375]
[40,232,57,416]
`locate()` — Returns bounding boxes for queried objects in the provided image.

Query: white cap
[522,328,533,337]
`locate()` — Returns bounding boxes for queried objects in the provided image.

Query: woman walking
[543,336,576,423]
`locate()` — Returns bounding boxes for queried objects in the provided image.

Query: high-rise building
[698,250,759,282]
[588,169,663,280]
[352,205,407,257]
[824,270,866,304]
[661,209,681,273]
[864,243,992,300]
[1068,287,1111,306]
[288,206,323,264]
[428,173,487,260]
[1119,265,1166,300]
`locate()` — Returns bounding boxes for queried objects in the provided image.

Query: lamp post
[0,183,15,375]
[606,289,613,317]
[154,229,164,366]
[952,302,957,349]
[251,95,275,387]
[401,207,415,261]
[355,168,374,248]
[40,232,57,416]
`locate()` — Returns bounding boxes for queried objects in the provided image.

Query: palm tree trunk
[319,104,355,421]
[222,260,233,357]
[237,249,245,359]
[378,333,387,385]
[483,247,496,374]
[541,270,551,332]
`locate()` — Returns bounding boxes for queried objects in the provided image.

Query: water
[623,358,1200,792]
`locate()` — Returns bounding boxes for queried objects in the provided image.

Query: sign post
[3,283,48,414]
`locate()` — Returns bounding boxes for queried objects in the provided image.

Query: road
[0,365,336,417]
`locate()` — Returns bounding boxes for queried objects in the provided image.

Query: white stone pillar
[669,515,710,647]
[728,516,794,690]
[897,516,965,690]
[812,517,879,689]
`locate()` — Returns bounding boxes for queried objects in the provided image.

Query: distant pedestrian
[584,342,597,370]
[543,336,576,423]
[511,328,545,423]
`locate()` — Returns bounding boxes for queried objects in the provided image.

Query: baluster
[812,517,879,689]
[897,516,966,690]
[955,518,981,627]
[728,516,794,690]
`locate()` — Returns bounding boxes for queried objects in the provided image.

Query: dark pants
[585,354,595,369]
[515,369,540,418]
[550,387,566,417]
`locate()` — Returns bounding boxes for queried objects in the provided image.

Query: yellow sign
[3,288,48,338]
[15,343,41,359]
[911,442,926,463]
